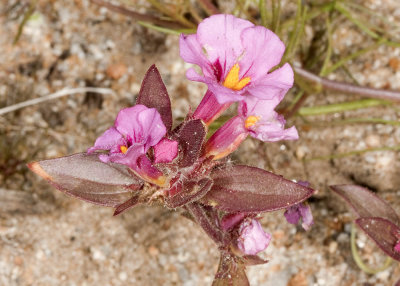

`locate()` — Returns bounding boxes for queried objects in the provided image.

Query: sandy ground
[1,0,400,285]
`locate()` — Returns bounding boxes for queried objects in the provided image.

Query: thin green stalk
[146,0,196,28]
[90,0,183,29]
[321,39,385,76]
[259,0,268,27]
[319,17,333,76]
[283,0,307,62]
[271,0,281,32]
[283,0,302,61]
[197,0,219,16]
[351,223,393,275]
[343,2,400,32]
[280,3,334,31]
[305,145,400,162]
[335,2,379,39]
[301,117,400,128]
[298,99,388,116]
[287,90,305,110]
[13,0,37,44]
[138,21,195,35]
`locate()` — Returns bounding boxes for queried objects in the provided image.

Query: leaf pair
[331,185,400,261]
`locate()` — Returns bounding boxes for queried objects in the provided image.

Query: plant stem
[186,203,224,245]
[294,66,400,102]
[90,0,182,29]
[298,99,388,116]
[13,0,37,44]
[146,0,196,28]
[351,223,393,274]
[259,0,268,26]
[305,145,400,161]
[301,117,400,127]
[197,0,219,15]
[138,21,195,35]
[285,92,309,119]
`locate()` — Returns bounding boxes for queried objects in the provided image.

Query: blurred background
[1,0,400,285]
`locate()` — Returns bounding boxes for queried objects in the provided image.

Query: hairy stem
[186,203,224,245]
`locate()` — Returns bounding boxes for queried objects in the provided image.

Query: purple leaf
[28,153,143,207]
[202,165,314,213]
[356,217,400,261]
[177,119,207,167]
[167,178,213,208]
[212,253,250,286]
[136,65,172,131]
[113,195,140,216]
[330,185,400,225]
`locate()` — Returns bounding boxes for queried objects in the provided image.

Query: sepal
[137,64,173,131]
[176,119,207,167]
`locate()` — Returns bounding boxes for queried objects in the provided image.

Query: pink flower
[238,96,298,142]
[88,104,166,168]
[203,97,298,160]
[284,203,314,231]
[237,219,271,255]
[284,181,314,231]
[180,14,293,104]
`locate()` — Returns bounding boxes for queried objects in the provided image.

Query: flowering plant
[29,15,315,285]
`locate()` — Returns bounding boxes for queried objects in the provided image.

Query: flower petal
[203,116,248,160]
[193,90,232,125]
[87,127,125,153]
[153,138,178,164]
[237,219,271,255]
[179,34,206,67]
[196,14,253,78]
[136,107,167,148]
[108,145,145,168]
[240,26,286,80]
[114,105,148,137]
[239,97,298,142]
[115,105,166,149]
[246,63,294,101]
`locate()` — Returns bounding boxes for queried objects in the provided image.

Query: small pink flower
[238,96,298,142]
[284,203,314,231]
[88,104,166,169]
[237,219,271,255]
[180,14,293,104]
[203,97,297,160]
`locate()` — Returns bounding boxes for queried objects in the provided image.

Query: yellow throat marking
[223,63,250,91]
[120,145,128,154]
[245,116,260,129]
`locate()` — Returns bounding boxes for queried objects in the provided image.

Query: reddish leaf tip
[28,161,52,181]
